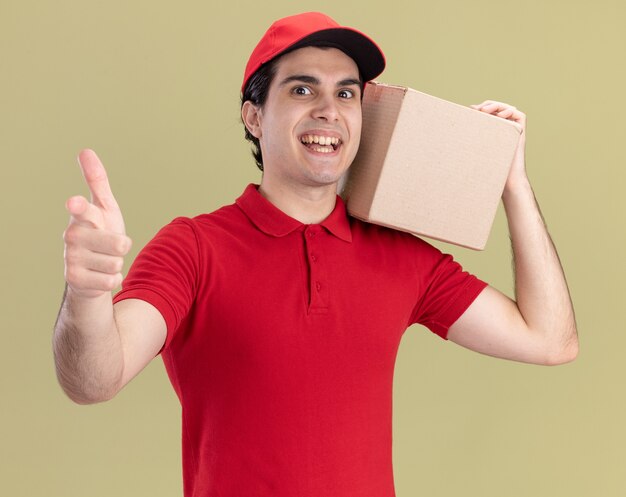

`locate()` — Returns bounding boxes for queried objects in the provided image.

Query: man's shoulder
[160,199,246,231]
[349,215,435,248]
[191,200,244,226]
[162,198,256,247]
[349,216,453,269]
[142,193,244,243]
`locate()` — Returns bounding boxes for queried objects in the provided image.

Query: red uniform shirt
[113,183,487,497]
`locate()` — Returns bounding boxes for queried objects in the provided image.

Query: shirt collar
[235,184,352,243]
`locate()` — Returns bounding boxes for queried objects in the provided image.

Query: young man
[54,12,578,497]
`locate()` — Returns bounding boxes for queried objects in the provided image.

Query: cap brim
[287,28,386,83]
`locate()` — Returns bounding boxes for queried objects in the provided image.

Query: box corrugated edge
[340,82,406,218]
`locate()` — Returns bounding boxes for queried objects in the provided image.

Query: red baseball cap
[242,12,386,93]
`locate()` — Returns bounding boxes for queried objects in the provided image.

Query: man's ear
[242,101,262,139]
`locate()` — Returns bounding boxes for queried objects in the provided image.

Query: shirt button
[315,282,321,291]
[311,254,317,262]
[306,226,321,237]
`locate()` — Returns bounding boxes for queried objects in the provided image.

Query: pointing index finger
[77,149,120,211]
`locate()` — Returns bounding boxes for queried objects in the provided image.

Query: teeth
[300,134,340,146]
[311,146,332,153]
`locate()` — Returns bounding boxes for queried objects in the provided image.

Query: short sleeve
[112,217,200,351]
[408,242,488,340]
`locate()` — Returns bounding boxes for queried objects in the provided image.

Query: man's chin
[304,168,347,188]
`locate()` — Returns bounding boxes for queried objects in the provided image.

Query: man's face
[244,46,363,189]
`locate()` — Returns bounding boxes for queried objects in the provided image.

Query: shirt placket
[304,225,328,313]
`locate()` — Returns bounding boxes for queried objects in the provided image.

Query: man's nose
[312,93,339,121]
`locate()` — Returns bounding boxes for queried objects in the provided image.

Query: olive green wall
[1,0,623,495]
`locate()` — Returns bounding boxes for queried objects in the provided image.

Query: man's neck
[258,179,338,224]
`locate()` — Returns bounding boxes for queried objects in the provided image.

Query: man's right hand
[63,149,132,299]
[55,149,166,404]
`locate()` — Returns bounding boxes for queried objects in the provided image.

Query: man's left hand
[470,100,527,194]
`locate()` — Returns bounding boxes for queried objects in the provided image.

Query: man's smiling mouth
[300,134,342,154]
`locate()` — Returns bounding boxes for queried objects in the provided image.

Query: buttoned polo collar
[236,183,352,242]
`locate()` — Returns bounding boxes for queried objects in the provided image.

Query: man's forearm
[53,284,124,404]
[502,177,578,362]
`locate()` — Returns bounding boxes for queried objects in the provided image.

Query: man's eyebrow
[337,78,362,87]
[278,75,362,88]
[278,75,320,87]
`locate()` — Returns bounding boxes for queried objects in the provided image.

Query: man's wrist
[502,174,533,205]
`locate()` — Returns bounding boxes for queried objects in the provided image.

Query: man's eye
[338,89,355,99]
[293,86,312,96]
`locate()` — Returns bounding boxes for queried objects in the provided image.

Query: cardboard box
[340,82,523,250]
